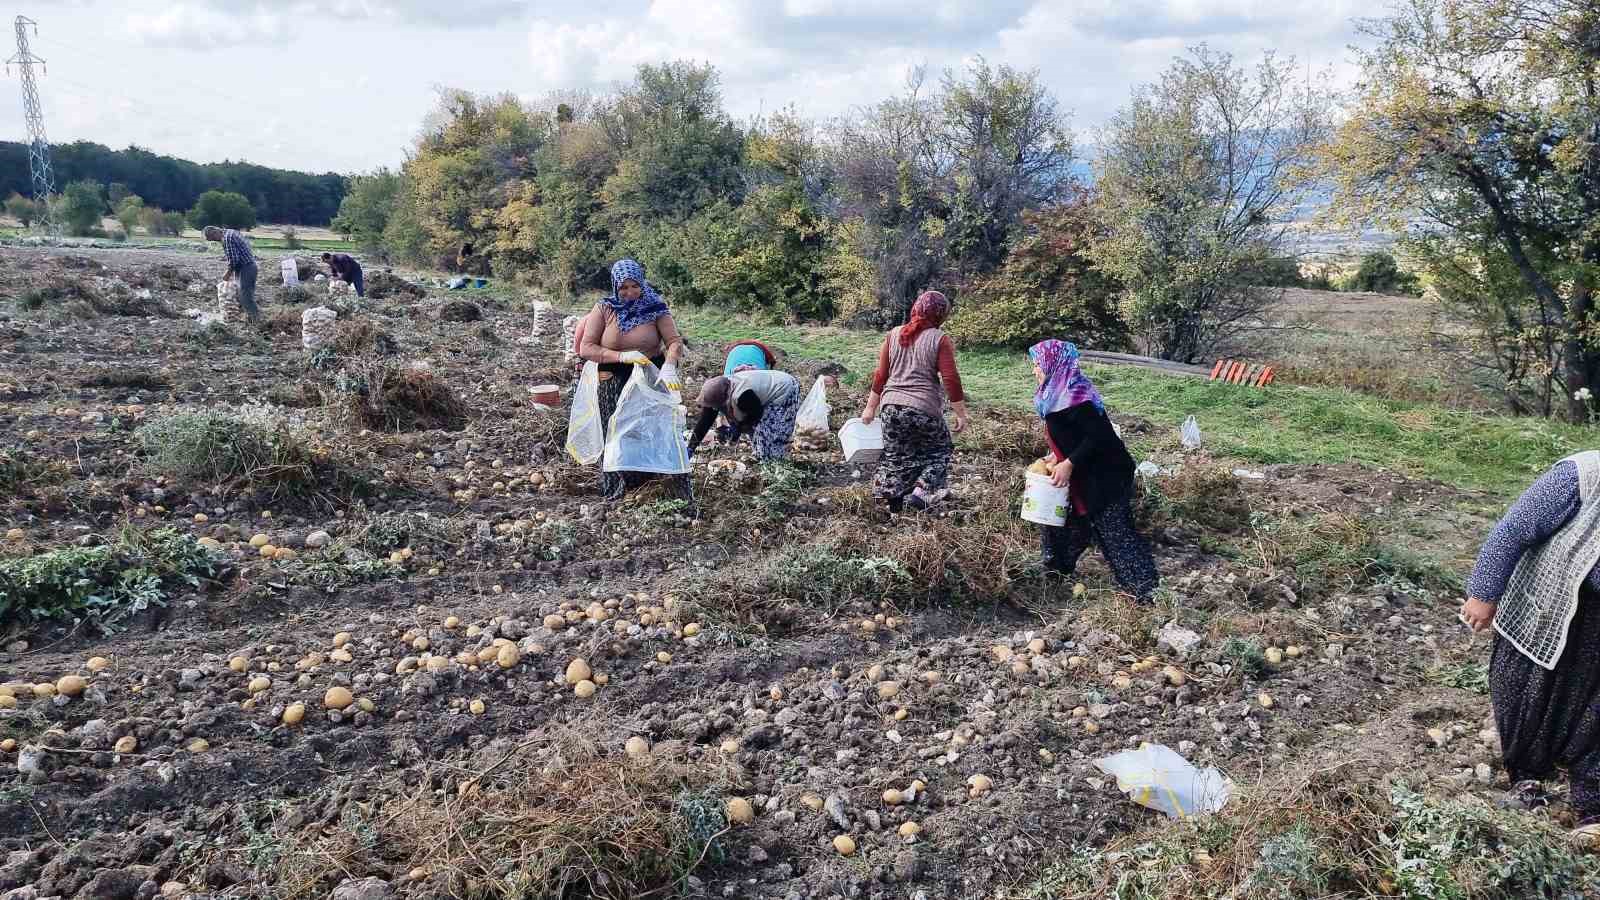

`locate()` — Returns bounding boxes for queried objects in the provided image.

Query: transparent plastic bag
[1180,415,1202,450]
[1094,742,1232,820]
[797,377,831,434]
[565,361,604,465]
[602,363,689,474]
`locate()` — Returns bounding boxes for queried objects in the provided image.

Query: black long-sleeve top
[1042,403,1136,517]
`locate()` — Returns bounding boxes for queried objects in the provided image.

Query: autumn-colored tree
[1092,46,1330,364]
[1323,0,1600,421]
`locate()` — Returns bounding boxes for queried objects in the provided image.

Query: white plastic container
[839,417,884,463]
[1020,471,1069,526]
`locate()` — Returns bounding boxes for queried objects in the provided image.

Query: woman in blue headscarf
[1028,339,1157,602]
[577,259,693,510]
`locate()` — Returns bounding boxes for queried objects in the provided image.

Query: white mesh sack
[215,280,238,323]
[301,306,338,352]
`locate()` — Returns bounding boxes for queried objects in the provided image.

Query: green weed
[135,406,315,492]
[0,525,223,634]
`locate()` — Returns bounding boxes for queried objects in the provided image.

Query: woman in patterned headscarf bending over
[1461,451,1600,848]
[577,259,693,511]
[1027,339,1157,602]
[860,290,969,513]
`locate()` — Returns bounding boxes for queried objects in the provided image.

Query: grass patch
[0,445,70,494]
[334,359,469,432]
[135,405,316,494]
[676,309,1587,497]
[1428,661,1490,695]
[0,525,223,635]
[1009,774,1596,900]
[348,511,460,555]
[229,735,732,899]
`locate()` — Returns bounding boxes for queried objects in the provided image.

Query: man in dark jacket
[321,252,364,297]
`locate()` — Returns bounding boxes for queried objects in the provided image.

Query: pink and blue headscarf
[603,258,670,333]
[1029,339,1104,418]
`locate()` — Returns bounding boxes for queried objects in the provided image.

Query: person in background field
[1027,339,1158,603]
[688,369,801,462]
[1460,451,1600,849]
[321,252,365,297]
[860,290,969,513]
[577,259,693,511]
[203,225,259,323]
[723,339,778,376]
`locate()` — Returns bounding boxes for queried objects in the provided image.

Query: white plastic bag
[565,361,604,465]
[602,363,689,475]
[1094,743,1232,820]
[1180,415,1202,451]
[300,306,337,351]
[797,377,831,435]
[280,257,300,287]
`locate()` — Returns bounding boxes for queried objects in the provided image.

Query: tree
[946,191,1131,350]
[115,195,145,236]
[1347,251,1420,295]
[1322,0,1600,421]
[141,207,185,237]
[188,190,256,231]
[60,180,107,236]
[332,169,403,251]
[4,194,39,227]
[1090,46,1330,363]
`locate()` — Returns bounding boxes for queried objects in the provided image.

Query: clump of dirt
[434,299,483,322]
[365,271,426,301]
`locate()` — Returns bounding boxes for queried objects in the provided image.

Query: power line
[6,15,55,229]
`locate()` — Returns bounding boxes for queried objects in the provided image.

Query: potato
[56,675,87,697]
[86,656,111,673]
[469,699,486,715]
[882,789,904,806]
[475,647,499,665]
[1265,647,1285,665]
[324,687,354,710]
[249,534,270,548]
[412,637,430,652]
[573,679,597,698]
[330,649,353,664]
[720,739,739,754]
[444,616,461,629]
[114,736,138,754]
[358,698,375,713]
[0,696,16,710]
[866,664,884,683]
[333,632,352,648]
[248,677,271,694]
[877,681,901,700]
[187,739,210,753]
[832,835,857,856]
[656,652,672,664]
[1027,459,1051,476]
[1257,692,1276,709]
[496,645,520,669]
[725,797,755,825]
[542,614,565,631]
[625,736,650,757]
[258,544,277,558]
[1162,666,1187,687]
[283,703,306,725]
[32,683,56,699]
[228,656,249,673]
[898,821,922,839]
[565,658,592,685]
[990,645,1013,663]
[1026,638,1046,655]
[682,623,702,638]
[0,738,16,752]
[425,656,451,673]
[968,774,994,797]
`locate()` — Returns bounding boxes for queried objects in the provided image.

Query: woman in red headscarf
[860,290,969,513]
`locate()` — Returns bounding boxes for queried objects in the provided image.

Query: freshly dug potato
[324,687,354,710]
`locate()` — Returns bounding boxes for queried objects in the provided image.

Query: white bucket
[839,417,884,463]
[1020,471,1069,526]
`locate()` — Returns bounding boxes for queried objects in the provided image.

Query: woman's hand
[1050,458,1073,488]
[1460,597,1498,633]
[860,393,880,425]
[951,401,970,434]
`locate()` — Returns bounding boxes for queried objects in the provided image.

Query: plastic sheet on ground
[1093,742,1232,820]
[1136,461,1162,479]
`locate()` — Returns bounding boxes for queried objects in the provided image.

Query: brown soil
[0,246,1534,899]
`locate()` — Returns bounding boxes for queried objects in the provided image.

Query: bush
[135,405,315,491]
[188,190,257,231]
[0,526,223,635]
[1346,251,1421,295]
[115,195,144,236]
[946,197,1132,350]
[59,179,107,236]
[281,226,302,250]
[141,207,186,236]
[5,193,40,227]
[1243,256,1306,288]
[334,360,469,432]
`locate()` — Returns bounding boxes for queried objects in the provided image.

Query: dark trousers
[350,267,365,297]
[236,261,260,321]
[1039,491,1158,601]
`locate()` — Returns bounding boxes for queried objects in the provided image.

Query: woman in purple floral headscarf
[1028,339,1157,602]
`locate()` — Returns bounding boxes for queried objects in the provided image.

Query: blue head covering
[603,259,670,333]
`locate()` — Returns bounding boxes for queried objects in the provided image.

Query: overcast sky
[0,0,1367,175]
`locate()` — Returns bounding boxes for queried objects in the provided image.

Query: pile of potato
[1026,458,1052,477]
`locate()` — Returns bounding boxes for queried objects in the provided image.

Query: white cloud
[123,0,529,48]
